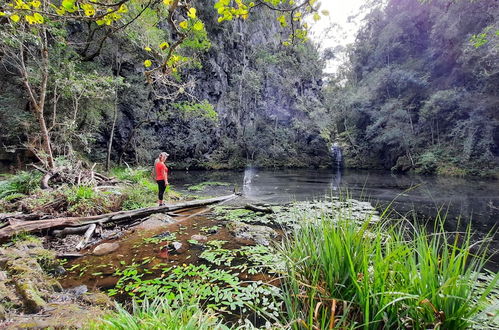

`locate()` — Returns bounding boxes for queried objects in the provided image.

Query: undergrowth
[0,167,182,215]
[0,171,42,200]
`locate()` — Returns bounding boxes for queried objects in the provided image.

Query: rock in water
[226,222,278,246]
[136,214,175,230]
[92,242,120,256]
[190,234,208,243]
[169,242,183,253]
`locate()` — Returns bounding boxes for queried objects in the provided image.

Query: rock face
[0,238,112,327]
[226,221,278,246]
[92,242,120,256]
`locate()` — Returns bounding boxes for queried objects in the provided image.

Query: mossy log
[0,194,237,240]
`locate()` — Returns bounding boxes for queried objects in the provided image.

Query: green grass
[278,211,499,329]
[89,298,225,329]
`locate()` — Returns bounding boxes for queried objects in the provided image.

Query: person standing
[153,152,169,206]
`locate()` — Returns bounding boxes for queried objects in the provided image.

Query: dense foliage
[0,0,331,171]
[324,0,499,176]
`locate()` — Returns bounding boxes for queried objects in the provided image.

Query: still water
[172,168,499,266]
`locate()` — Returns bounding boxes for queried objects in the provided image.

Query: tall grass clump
[279,208,498,329]
[90,298,224,330]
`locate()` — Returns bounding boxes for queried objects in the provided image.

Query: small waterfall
[331,143,343,168]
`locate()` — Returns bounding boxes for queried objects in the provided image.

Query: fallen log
[0,194,237,240]
[52,225,92,237]
[0,212,49,222]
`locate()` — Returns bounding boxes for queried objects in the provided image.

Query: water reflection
[330,167,342,191]
[172,167,499,239]
[242,167,257,196]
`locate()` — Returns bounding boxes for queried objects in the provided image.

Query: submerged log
[0,194,237,240]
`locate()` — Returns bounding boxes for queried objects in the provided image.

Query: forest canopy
[0,0,497,176]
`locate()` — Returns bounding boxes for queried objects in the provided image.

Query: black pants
[157,180,166,201]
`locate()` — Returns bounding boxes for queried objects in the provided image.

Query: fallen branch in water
[75,224,97,250]
[0,194,237,240]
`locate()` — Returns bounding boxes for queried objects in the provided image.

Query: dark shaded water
[172,168,499,267]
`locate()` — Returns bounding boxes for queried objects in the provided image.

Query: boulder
[15,281,47,312]
[80,292,114,308]
[92,242,120,256]
[226,222,278,246]
[148,213,176,223]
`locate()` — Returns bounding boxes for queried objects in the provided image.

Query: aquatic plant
[109,263,281,318]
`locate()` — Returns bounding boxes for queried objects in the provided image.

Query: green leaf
[62,0,76,11]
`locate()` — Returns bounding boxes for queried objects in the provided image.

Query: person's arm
[164,167,169,185]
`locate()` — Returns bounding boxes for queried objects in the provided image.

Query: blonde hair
[154,152,168,165]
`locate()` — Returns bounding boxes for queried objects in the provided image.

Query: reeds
[278,207,498,329]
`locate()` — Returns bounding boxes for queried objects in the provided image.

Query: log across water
[0,194,237,240]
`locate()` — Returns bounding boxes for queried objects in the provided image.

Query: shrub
[110,167,151,184]
[416,151,438,174]
[63,185,114,216]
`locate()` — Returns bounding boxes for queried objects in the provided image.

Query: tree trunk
[20,22,54,170]
[106,91,119,171]
[34,104,55,170]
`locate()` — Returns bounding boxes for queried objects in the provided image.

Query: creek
[172,168,499,268]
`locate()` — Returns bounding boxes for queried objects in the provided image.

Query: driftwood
[52,225,92,237]
[75,224,97,250]
[32,162,118,190]
[0,194,237,240]
[244,204,274,214]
